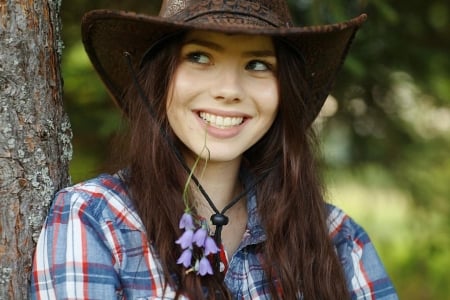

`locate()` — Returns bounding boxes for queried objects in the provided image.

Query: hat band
[185,10,283,27]
[172,0,291,28]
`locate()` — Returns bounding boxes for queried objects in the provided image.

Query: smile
[199,112,244,129]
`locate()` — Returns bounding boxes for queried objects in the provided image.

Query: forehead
[183,30,275,51]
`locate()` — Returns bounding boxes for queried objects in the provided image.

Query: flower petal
[176,249,193,268]
[179,213,194,230]
[175,229,194,249]
[193,228,208,247]
[203,236,220,255]
[198,256,213,276]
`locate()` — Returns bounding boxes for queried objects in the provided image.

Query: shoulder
[50,172,143,231]
[58,172,128,200]
[325,204,375,273]
[326,203,379,267]
[326,204,398,299]
[326,204,370,273]
[326,203,366,241]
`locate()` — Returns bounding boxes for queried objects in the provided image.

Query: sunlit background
[61,1,449,299]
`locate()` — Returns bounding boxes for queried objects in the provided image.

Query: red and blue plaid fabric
[31,173,398,299]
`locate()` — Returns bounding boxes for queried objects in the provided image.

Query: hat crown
[159,0,188,17]
[159,0,293,27]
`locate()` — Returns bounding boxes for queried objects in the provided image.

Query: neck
[184,154,248,256]
[190,158,242,212]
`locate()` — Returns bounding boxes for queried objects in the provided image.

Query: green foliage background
[61,1,449,299]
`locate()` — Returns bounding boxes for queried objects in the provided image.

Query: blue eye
[246,60,272,71]
[186,52,211,64]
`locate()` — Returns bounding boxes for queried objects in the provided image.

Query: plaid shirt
[31,173,398,299]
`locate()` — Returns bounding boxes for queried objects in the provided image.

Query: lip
[193,109,250,139]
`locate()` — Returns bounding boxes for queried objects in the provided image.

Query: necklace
[186,175,247,269]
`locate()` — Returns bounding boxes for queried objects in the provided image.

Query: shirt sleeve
[328,205,399,300]
[30,188,122,300]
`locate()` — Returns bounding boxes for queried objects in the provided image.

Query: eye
[246,60,273,72]
[186,52,211,65]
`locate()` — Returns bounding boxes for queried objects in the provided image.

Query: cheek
[166,78,187,115]
[165,83,183,129]
[167,70,199,109]
[258,83,279,118]
[166,80,197,133]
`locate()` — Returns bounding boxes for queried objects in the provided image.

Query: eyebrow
[183,38,276,58]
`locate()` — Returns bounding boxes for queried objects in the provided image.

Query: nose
[210,65,244,103]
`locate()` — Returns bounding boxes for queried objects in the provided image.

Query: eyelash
[186,52,211,65]
[185,51,274,72]
[246,60,273,72]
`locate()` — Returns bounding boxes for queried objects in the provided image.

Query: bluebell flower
[198,256,213,276]
[177,248,193,268]
[204,236,219,256]
[175,212,220,276]
[193,227,208,247]
[179,212,195,230]
[175,229,194,249]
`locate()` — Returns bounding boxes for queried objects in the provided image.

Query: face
[166,30,279,165]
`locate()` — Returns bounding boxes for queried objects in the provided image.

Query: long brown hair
[118,32,349,299]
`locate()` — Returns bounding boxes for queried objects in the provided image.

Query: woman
[31,0,398,299]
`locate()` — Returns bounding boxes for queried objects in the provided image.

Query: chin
[184,140,247,165]
[207,150,244,164]
[209,156,240,163]
[190,147,238,162]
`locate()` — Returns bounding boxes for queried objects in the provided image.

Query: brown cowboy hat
[82,0,367,124]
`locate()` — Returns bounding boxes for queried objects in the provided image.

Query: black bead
[211,213,229,226]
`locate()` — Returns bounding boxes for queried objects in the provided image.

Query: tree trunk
[0,0,71,299]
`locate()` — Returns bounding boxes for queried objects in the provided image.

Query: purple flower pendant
[175,212,220,276]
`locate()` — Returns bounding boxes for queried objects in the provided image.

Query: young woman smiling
[31,0,398,299]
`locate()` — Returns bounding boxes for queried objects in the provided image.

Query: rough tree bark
[0,0,71,299]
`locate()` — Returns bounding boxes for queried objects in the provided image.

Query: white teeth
[199,112,244,128]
